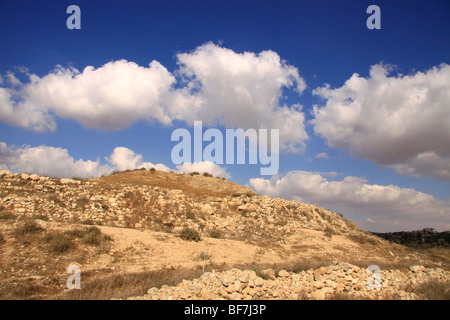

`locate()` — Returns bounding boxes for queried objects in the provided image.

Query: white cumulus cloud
[0,43,309,152]
[106,147,170,172]
[0,142,170,178]
[0,142,111,178]
[0,60,176,132]
[311,63,450,181]
[174,42,308,152]
[248,170,450,232]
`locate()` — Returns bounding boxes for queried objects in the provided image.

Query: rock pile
[129,262,450,300]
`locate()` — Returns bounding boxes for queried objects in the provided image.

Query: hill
[0,169,448,300]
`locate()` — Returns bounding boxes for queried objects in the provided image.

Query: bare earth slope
[0,169,448,300]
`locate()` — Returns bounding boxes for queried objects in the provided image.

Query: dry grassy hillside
[0,169,448,300]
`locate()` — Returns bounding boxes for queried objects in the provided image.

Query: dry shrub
[208,229,223,239]
[76,197,90,208]
[179,228,201,242]
[407,279,450,300]
[54,268,204,300]
[44,231,72,254]
[65,226,111,246]
[0,212,16,220]
[14,220,43,237]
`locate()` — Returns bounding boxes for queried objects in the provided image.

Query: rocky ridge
[373,228,450,248]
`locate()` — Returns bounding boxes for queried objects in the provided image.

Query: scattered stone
[278,270,290,278]
[60,178,81,184]
[260,268,276,280]
[410,265,425,273]
[20,173,30,180]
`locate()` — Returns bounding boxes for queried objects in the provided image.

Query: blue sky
[0,0,449,232]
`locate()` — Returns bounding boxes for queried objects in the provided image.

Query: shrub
[0,212,15,220]
[189,172,200,176]
[14,220,43,237]
[323,226,336,238]
[411,280,450,300]
[179,228,201,242]
[197,251,212,261]
[348,232,378,245]
[0,232,5,245]
[185,210,196,220]
[202,172,213,177]
[80,219,95,225]
[149,168,156,172]
[65,226,111,246]
[209,229,223,239]
[65,227,87,238]
[45,232,72,253]
[76,197,90,208]
[56,268,204,300]
[82,226,108,245]
[32,214,48,221]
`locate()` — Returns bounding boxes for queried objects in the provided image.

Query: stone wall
[129,262,450,300]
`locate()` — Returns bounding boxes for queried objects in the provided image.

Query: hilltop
[0,169,448,300]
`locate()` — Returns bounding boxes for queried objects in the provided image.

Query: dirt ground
[1,217,447,300]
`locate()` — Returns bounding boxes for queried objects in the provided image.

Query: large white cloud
[0,142,111,178]
[312,63,450,181]
[106,147,170,172]
[249,170,450,232]
[0,43,308,152]
[0,60,176,132]
[173,42,308,152]
[0,142,170,178]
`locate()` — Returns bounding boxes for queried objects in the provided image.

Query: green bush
[179,228,201,242]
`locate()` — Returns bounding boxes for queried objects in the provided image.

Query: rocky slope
[0,168,449,300]
[0,169,371,243]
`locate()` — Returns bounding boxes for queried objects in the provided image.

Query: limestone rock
[260,268,276,280]
[278,270,290,278]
